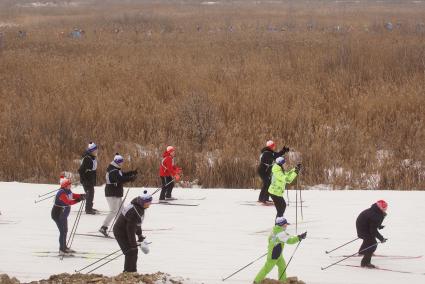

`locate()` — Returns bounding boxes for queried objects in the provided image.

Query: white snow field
[0,182,424,284]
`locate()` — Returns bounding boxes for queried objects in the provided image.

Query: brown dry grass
[0,0,424,189]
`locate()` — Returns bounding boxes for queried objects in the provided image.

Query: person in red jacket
[51,176,85,255]
[159,146,182,201]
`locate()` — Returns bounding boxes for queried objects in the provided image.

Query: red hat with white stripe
[60,175,71,189]
[266,140,275,149]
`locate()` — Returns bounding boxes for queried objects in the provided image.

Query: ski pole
[152,178,175,196]
[85,245,142,274]
[222,252,268,281]
[74,248,122,273]
[107,188,130,234]
[38,188,59,198]
[295,186,298,234]
[286,187,290,206]
[321,243,378,270]
[325,237,360,254]
[65,200,85,253]
[34,193,56,204]
[279,239,303,280]
[298,177,303,221]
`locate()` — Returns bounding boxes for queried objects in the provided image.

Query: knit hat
[87,142,97,153]
[275,217,290,226]
[59,175,71,189]
[266,140,275,149]
[113,153,124,164]
[276,157,285,165]
[137,190,153,206]
[376,200,388,210]
[166,146,175,153]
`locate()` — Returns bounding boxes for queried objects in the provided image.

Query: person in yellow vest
[268,157,301,217]
[254,217,307,283]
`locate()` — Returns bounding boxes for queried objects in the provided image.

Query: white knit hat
[87,142,97,153]
[113,153,124,164]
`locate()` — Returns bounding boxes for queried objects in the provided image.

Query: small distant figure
[71,28,82,39]
[384,22,393,31]
[99,153,138,237]
[0,32,4,50]
[51,176,86,255]
[356,200,388,268]
[78,142,98,215]
[18,30,27,38]
[159,146,182,201]
[257,140,289,204]
[254,217,307,283]
[113,191,152,272]
[268,157,301,217]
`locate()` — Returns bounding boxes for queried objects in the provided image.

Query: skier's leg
[114,233,131,272]
[166,176,174,198]
[125,248,138,272]
[258,174,269,202]
[159,176,167,200]
[270,195,285,217]
[84,185,94,212]
[254,258,277,283]
[360,238,377,266]
[102,197,121,227]
[277,256,287,281]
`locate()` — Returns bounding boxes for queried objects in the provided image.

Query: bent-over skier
[356,200,388,268]
[113,191,152,272]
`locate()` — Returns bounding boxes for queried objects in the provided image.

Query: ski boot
[99,226,109,237]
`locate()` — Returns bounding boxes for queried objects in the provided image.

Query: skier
[268,157,301,217]
[113,191,152,272]
[257,140,289,204]
[51,176,86,255]
[78,142,98,215]
[99,153,137,237]
[254,217,307,283]
[356,200,388,268]
[159,146,182,201]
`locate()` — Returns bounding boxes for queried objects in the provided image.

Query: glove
[175,174,180,182]
[282,146,290,154]
[381,238,387,243]
[295,163,302,174]
[137,235,146,243]
[378,225,385,230]
[297,232,307,240]
[140,240,150,254]
[77,194,86,201]
[176,167,182,174]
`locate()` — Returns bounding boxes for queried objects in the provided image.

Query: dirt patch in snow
[0,272,188,284]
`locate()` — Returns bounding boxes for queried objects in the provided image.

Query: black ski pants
[270,194,287,217]
[83,185,95,211]
[114,232,138,272]
[51,207,68,251]
[359,237,377,266]
[258,173,271,202]
[159,176,174,200]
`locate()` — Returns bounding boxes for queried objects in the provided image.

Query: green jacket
[268,164,298,197]
[268,226,300,258]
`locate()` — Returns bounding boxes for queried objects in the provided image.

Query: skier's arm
[369,219,384,241]
[276,232,300,244]
[283,169,298,184]
[58,192,78,205]
[164,156,177,176]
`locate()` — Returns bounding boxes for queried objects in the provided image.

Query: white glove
[140,240,150,254]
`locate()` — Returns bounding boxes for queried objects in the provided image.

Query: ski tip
[325,251,329,254]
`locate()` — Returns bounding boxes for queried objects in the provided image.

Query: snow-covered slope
[0,182,424,283]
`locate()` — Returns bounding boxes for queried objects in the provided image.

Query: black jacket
[113,198,144,248]
[356,203,386,241]
[104,164,136,197]
[78,151,97,187]
[257,147,286,177]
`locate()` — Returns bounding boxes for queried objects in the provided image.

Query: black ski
[75,233,115,239]
[337,264,425,275]
[331,254,422,260]
[153,202,199,206]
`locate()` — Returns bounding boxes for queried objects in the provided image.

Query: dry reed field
[0,0,424,189]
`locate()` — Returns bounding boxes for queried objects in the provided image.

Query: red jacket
[159,151,179,177]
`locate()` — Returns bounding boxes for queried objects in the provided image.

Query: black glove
[381,238,387,243]
[295,163,302,174]
[282,146,290,154]
[137,235,146,242]
[297,232,307,240]
[378,225,385,230]
[77,194,86,201]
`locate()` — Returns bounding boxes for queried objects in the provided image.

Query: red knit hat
[60,175,71,189]
[376,200,388,210]
[266,140,275,149]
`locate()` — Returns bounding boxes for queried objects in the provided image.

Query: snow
[1,182,424,283]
